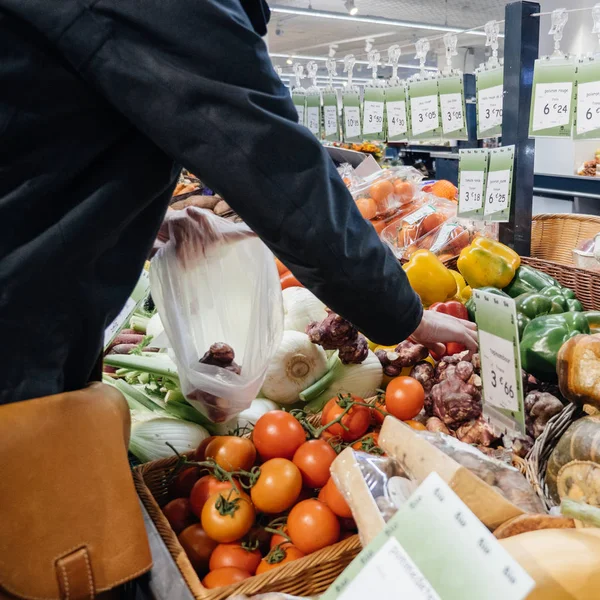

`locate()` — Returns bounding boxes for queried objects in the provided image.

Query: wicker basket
[531,214,600,266]
[134,456,361,600]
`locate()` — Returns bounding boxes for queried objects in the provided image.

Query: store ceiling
[267,0,510,82]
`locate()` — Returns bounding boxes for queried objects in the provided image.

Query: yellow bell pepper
[457,237,520,290]
[403,250,457,307]
[461,285,473,302]
[449,270,469,303]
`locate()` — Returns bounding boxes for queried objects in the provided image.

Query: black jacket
[0,0,421,403]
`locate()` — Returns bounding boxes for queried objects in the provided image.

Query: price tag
[292,91,306,127]
[529,57,575,137]
[472,290,527,436]
[322,473,534,600]
[386,84,408,141]
[296,104,305,127]
[483,145,515,222]
[429,223,460,254]
[407,78,442,140]
[575,59,600,139]
[307,106,320,135]
[438,74,467,139]
[324,106,338,138]
[458,149,489,219]
[475,65,504,139]
[363,101,385,135]
[343,91,362,142]
[403,204,436,225]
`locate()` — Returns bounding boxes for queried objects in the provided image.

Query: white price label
[344,106,361,138]
[479,330,519,412]
[387,100,407,138]
[478,84,504,132]
[296,104,305,127]
[429,223,459,254]
[363,100,385,135]
[403,204,436,225]
[324,105,338,137]
[532,82,573,131]
[577,80,600,135]
[484,169,511,216]
[410,95,439,135]
[307,106,320,134]
[338,538,441,600]
[440,92,464,134]
[104,298,136,348]
[459,170,485,212]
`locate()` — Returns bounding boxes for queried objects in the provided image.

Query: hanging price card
[306,94,321,137]
[476,66,504,139]
[386,84,408,141]
[483,145,515,222]
[438,74,468,140]
[574,58,600,140]
[362,87,386,140]
[472,289,527,437]
[529,57,576,137]
[342,90,362,142]
[457,149,489,218]
[322,473,534,600]
[323,92,340,141]
[292,91,306,127]
[407,78,442,140]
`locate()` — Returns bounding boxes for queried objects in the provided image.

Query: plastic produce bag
[150,208,283,423]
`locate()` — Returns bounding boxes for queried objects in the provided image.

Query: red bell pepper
[428,301,469,358]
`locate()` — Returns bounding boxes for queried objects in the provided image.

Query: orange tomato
[189,475,238,519]
[270,526,291,549]
[255,546,305,574]
[422,211,446,234]
[385,377,425,421]
[202,567,252,589]
[275,257,289,277]
[280,272,302,289]
[369,179,394,204]
[351,432,382,455]
[250,458,302,514]
[209,543,262,575]
[370,396,387,426]
[393,180,414,203]
[252,411,306,460]
[204,436,256,473]
[356,197,377,220]
[201,489,255,543]
[292,439,337,489]
[287,499,340,554]
[405,419,427,431]
[318,477,353,519]
[178,524,218,573]
[321,395,370,443]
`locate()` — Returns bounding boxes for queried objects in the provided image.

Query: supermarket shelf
[533,173,600,200]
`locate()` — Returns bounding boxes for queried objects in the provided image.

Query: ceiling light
[344,0,358,16]
[270,53,438,71]
[269,5,501,37]
[286,57,293,64]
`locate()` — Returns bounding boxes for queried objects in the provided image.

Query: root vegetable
[307,310,358,350]
[455,361,474,382]
[339,335,369,365]
[109,343,138,355]
[393,340,428,366]
[426,416,450,435]
[109,333,145,349]
[410,361,435,392]
[199,343,241,374]
[525,391,564,439]
[431,377,482,428]
[455,418,496,447]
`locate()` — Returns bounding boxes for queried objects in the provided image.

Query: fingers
[424,341,446,356]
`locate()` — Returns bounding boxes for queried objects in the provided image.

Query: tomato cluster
[161,410,357,590]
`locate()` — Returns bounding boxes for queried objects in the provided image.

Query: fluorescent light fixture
[269,5,498,37]
[344,0,358,16]
[280,74,373,82]
[270,53,438,71]
[286,57,293,64]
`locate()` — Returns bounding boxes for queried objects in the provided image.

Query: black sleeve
[61,0,423,344]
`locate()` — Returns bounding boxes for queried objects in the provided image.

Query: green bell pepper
[504,265,559,298]
[520,312,590,381]
[465,287,509,321]
[514,292,565,338]
[585,310,600,332]
[539,285,583,312]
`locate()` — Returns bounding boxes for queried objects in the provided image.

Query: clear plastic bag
[150,208,284,423]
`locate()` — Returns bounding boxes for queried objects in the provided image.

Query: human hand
[411,310,478,355]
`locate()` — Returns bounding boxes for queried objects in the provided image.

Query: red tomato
[192,436,215,461]
[318,478,353,519]
[169,466,201,499]
[445,342,467,356]
[292,439,337,489]
[178,524,218,573]
[162,497,195,534]
[189,475,239,519]
[209,543,262,575]
[350,432,382,455]
[287,499,340,554]
[204,436,257,472]
[250,458,302,514]
[370,396,387,427]
[255,546,305,574]
[280,272,302,289]
[321,395,370,442]
[385,377,425,421]
[252,411,306,460]
[202,567,252,589]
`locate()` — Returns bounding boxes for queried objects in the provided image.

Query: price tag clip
[414,38,430,78]
[484,20,500,69]
[442,33,458,75]
[387,44,402,85]
[344,54,357,91]
[549,8,569,59]
[367,48,381,86]
[292,62,305,92]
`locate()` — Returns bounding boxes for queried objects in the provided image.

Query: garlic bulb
[261,331,328,404]
[283,287,328,333]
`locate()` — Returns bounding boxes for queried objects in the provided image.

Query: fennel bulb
[282,287,328,333]
[214,398,280,435]
[261,331,328,404]
[301,350,383,413]
[129,412,210,463]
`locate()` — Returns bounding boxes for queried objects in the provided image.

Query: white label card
[459,170,485,212]
[532,82,573,131]
[387,100,408,138]
[307,106,320,134]
[479,330,519,411]
[324,105,338,137]
[440,92,464,134]
[410,95,439,135]
[363,100,385,134]
[478,84,504,132]
[404,204,436,225]
[296,104,305,127]
[344,106,361,139]
[104,298,136,348]
[577,80,600,135]
[484,169,511,216]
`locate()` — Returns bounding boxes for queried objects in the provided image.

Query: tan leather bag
[0,383,152,600]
